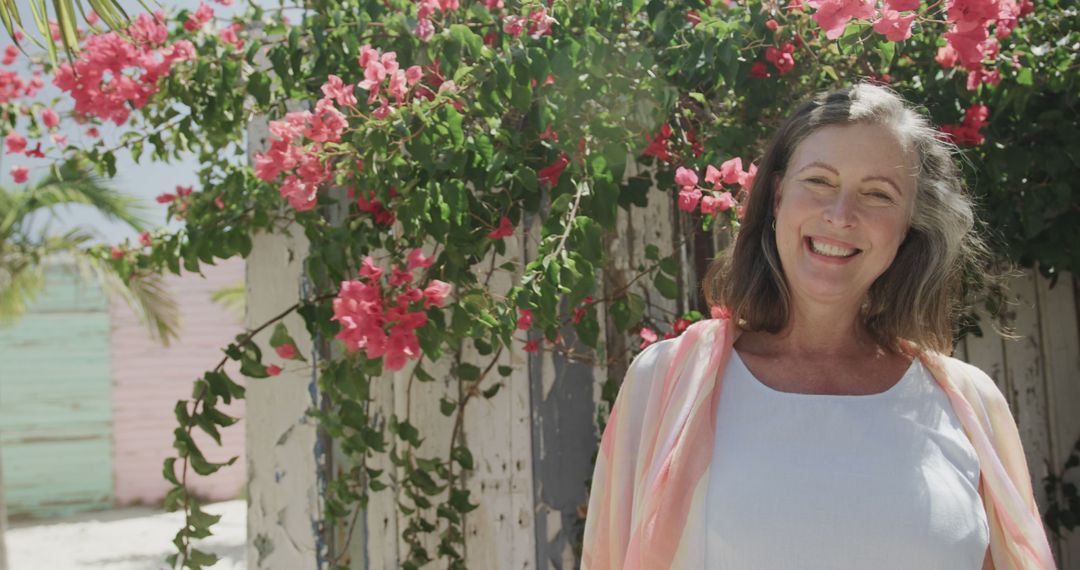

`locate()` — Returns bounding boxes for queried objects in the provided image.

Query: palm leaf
[210,281,245,319]
[0,160,149,240]
[0,0,136,64]
[74,250,180,345]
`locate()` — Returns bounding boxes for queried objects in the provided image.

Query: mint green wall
[0,265,113,519]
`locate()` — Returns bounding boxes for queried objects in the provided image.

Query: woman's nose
[823,190,857,228]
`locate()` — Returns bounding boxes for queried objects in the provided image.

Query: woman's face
[773,122,918,310]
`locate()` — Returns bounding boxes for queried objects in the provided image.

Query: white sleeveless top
[705,350,990,569]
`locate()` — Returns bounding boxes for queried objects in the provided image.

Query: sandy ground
[6,500,245,570]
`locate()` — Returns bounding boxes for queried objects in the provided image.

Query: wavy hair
[701,82,992,354]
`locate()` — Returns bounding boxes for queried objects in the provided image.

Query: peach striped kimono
[581,315,1057,570]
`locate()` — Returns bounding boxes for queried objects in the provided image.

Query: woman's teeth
[809,238,859,258]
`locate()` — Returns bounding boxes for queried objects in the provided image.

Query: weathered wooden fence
[243,124,1080,568]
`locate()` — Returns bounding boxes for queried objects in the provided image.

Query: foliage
[0,0,1076,566]
[0,157,179,342]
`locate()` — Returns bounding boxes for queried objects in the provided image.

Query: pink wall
[110,259,247,505]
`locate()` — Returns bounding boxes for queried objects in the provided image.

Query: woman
[580,83,1056,570]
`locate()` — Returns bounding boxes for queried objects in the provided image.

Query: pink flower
[321,74,357,107]
[517,308,533,330]
[2,45,18,65]
[5,132,26,154]
[503,15,525,36]
[750,61,772,79]
[886,0,919,9]
[156,192,176,203]
[266,364,282,376]
[390,265,413,288]
[111,246,125,260]
[537,154,569,187]
[9,165,27,183]
[275,343,297,359]
[86,127,99,138]
[641,124,673,161]
[406,248,434,270]
[526,7,557,36]
[523,339,540,353]
[739,163,758,189]
[359,256,384,281]
[765,43,796,75]
[807,0,876,40]
[718,157,743,185]
[405,65,423,85]
[215,195,225,209]
[219,24,244,50]
[674,166,698,188]
[278,175,318,211]
[715,191,735,212]
[50,134,67,146]
[686,9,701,26]
[639,327,658,349]
[873,9,916,41]
[935,45,958,68]
[139,231,152,247]
[487,215,515,239]
[677,187,702,212]
[39,108,59,129]
[766,19,780,30]
[184,3,213,32]
[423,280,451,309]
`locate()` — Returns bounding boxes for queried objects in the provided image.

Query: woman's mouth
[805,236,861,259]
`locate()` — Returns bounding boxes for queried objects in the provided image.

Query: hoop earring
[771,219,776,231]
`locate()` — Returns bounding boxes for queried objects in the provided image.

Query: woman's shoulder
[922,350,1013,424]
[619,319,729,405]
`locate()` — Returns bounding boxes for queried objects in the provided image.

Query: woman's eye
[866,191,894,202]
[806,177,831,186]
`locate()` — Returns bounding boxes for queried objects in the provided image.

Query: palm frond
[210,281,245,320]
[0,0,134,64]
[0,227,94,324]
[68,248,181,345]
[32,160,150,229]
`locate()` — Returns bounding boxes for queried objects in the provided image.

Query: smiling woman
[580,83,1057,570]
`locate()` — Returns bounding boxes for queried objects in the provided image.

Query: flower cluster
[332,249,450,371]
[673,157,756,216]
[416,0,460,42]
[941,103,989,146]
[764,42,796,75]
[253,78,350,210]
[642,123,674,162]
[53,12,195,126]
[357,45,424,119]
[502,6,557,38]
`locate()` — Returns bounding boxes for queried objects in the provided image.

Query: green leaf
[482,382,502,399]
[451,446,474,470]
[439,397,456,417]
[611,293,645,331]
[456,362,481,381]
[653,272,678,300]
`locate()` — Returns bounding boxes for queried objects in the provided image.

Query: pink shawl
[581,316,1057,570]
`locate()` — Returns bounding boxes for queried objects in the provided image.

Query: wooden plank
[1036,271,1080,569]
[0,265,113,520]
[1002,270,1054,512]
[460,215,536,570]
[244,210,323,567]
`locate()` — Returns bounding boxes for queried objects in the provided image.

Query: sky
[10,0,248,245]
